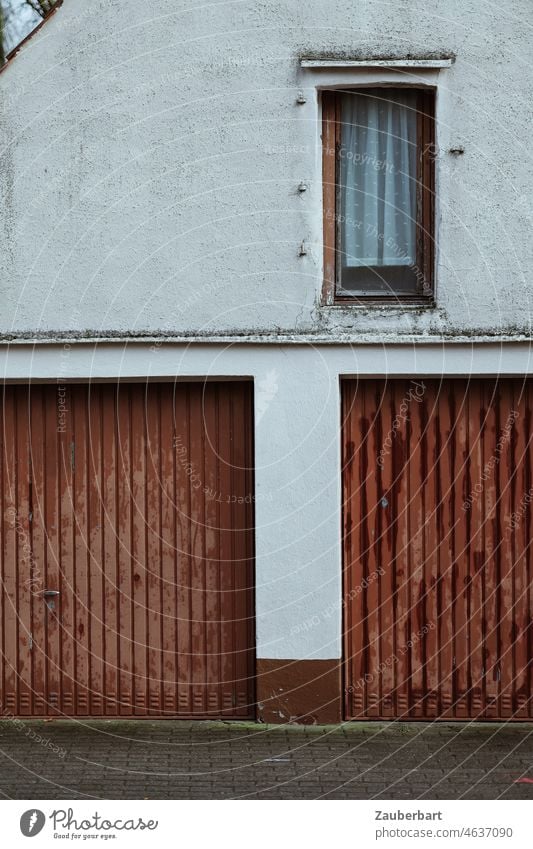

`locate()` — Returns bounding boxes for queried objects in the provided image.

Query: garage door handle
[43,590,60,597]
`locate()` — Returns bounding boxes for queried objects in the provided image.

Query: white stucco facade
[0,0,532,665]
[0,0,532,340]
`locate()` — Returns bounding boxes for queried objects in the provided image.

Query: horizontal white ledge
[1,342,533,381]
[0,333,531,345]
[300,58,454,69]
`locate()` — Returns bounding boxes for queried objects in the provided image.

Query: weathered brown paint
[0,381,255,718]
[256,659,342,724]
[343,378,533,720]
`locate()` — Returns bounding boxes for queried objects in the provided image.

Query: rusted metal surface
[0,381,255,718]
[343,378,533,720]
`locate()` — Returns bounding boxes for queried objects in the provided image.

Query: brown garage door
[0,381,254,718]
[343,378,533,720]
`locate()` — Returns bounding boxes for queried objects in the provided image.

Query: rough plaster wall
[0,0,531,338]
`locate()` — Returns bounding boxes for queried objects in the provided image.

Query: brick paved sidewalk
[0,720,532,800]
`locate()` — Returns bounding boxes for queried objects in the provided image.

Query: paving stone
[0,720,532,799]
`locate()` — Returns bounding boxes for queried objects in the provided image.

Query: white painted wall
[0,0,531,339]
[3,341,533,659]
[1,1,532,661]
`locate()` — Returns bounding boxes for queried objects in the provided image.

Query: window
[1,0,60,65]
[322,87,435,303]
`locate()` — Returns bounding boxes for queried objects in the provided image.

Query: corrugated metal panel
[0,381,255,718]
[343,378,533,720]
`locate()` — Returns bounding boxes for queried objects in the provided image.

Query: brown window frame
[321,87,436,305]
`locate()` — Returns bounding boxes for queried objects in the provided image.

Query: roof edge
[0,0,64,77]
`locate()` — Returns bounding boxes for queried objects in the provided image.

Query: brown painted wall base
[256,659,342,724]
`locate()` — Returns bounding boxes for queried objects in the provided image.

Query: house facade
[0,0,531,723]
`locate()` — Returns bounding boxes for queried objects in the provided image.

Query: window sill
[321,297,437,310]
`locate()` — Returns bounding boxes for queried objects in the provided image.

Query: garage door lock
[43,589,60,610]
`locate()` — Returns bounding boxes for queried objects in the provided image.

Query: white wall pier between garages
[2,341,533,662]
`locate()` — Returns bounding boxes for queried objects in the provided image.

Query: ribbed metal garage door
[343,378,533,720]
[0,381,254,717]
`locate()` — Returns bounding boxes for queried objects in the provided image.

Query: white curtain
[340,90,417,267]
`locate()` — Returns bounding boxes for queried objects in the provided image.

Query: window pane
[1,0,57,62]
[338,89,418,295]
